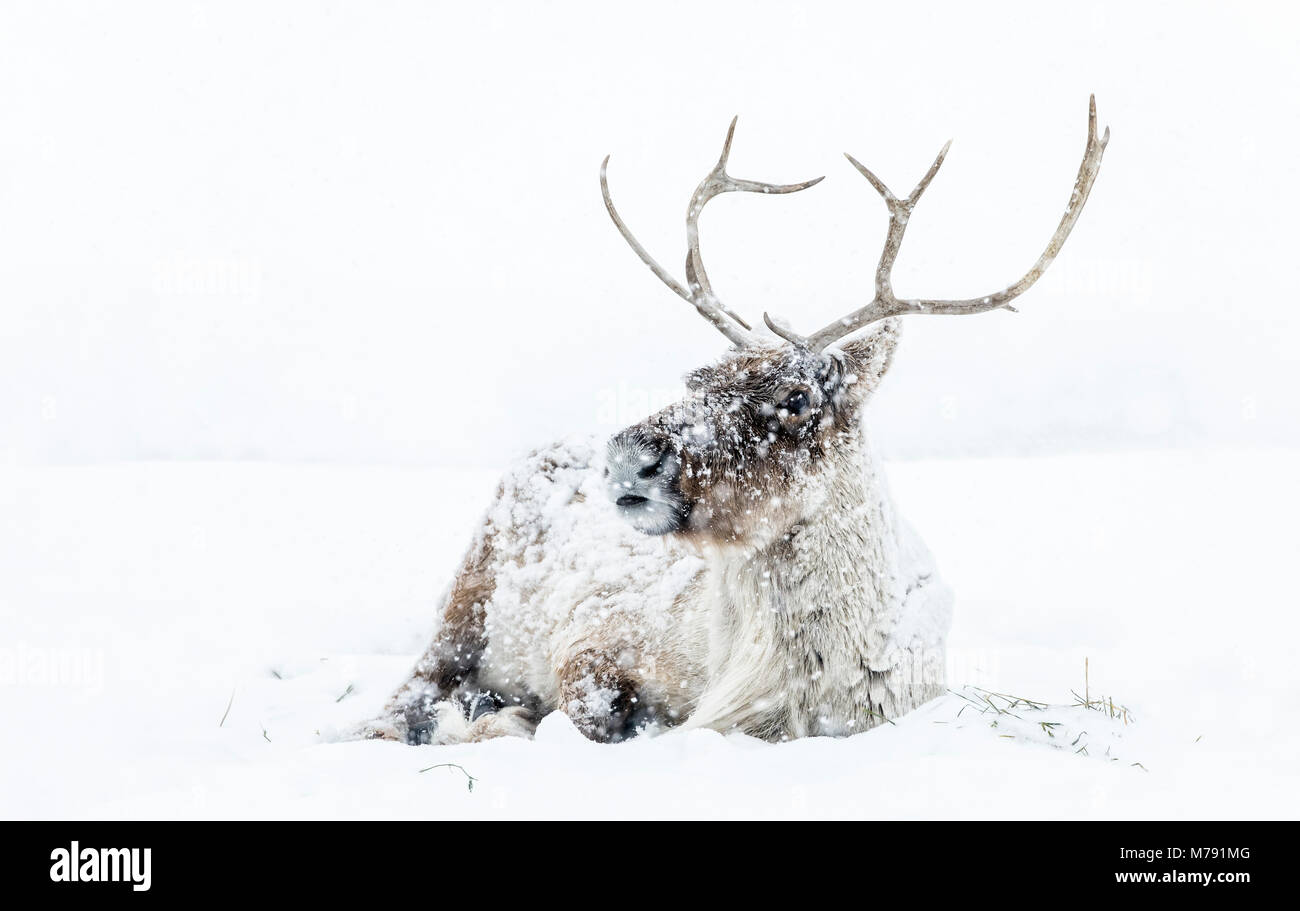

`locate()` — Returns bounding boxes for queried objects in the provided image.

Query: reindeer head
[602,101,1108,543]
[605,325,901,540]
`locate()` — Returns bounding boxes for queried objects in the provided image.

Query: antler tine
[601,156,752,347]
[762,312,811,348]
[799,97,1109,353]
[602,118,823,349]
[686,117,824,332]
[842,152,897,203]
[905,139,952,205]
[842,140,952,305]
[600,156,691,303]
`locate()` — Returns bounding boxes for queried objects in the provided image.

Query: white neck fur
[684,429,906,739]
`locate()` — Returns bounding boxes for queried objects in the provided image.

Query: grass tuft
[948,660,1143,769]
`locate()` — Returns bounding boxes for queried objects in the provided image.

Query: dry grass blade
[419,763,479,793]
[865,709,896,726]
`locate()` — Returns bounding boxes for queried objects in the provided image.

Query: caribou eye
[779,390,810,416]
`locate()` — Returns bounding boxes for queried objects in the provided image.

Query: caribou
[361,98,1108,744]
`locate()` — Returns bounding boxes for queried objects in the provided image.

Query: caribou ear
[836,317,902,402]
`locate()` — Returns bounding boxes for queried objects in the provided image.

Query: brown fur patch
[412,531,494,693]
[556,647,648,743]
[384,506,500,731]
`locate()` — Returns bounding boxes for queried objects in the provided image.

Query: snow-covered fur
[362,320,952,744]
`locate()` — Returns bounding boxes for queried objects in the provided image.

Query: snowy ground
[3,449,1296,819]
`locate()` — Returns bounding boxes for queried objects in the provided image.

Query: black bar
[2,821,1286,897]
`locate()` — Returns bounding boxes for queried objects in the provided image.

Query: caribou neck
[691,433,903,738]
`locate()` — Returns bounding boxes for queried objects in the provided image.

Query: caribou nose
[605,430,676,506]
[604,428,688,535]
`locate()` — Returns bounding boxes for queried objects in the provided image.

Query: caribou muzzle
[605,429,688,535]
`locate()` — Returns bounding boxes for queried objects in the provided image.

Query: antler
[765,96,1110,352]
[602,117,824,348]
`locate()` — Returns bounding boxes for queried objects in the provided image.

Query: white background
[3,2,1299,820]
[2,0,1296,466]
